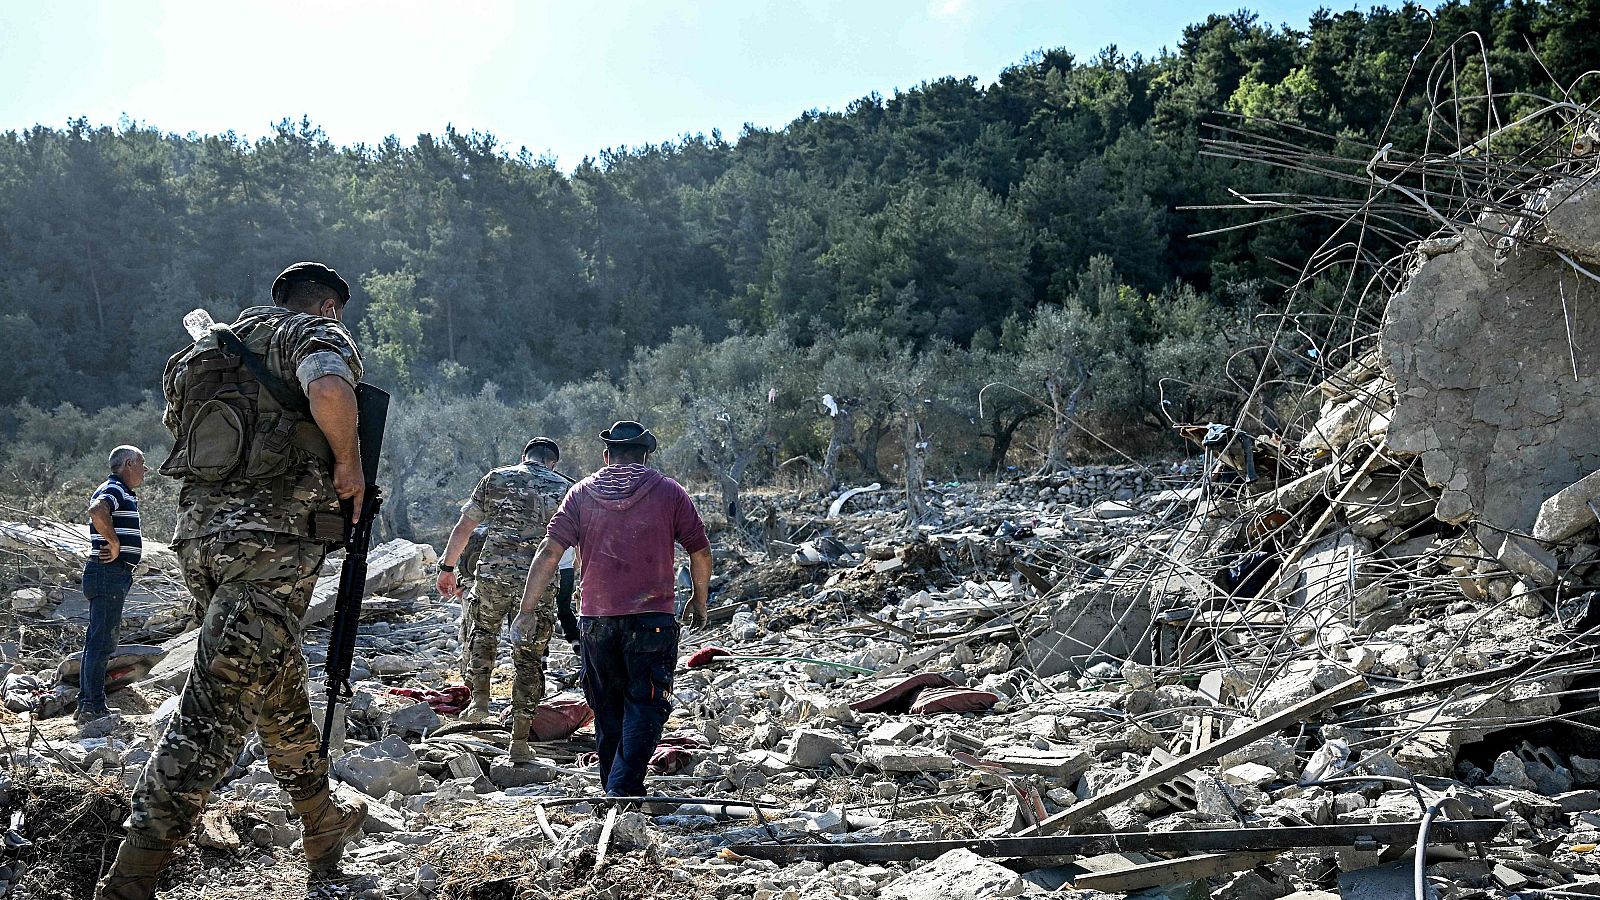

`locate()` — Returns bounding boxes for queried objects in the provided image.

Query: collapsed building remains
[2,39,1600,900]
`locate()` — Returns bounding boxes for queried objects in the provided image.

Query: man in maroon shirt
[517,420,712,796]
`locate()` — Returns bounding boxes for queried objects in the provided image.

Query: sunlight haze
[2,0,1342,165]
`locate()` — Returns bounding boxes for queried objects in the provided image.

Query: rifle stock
[319,383,390,757]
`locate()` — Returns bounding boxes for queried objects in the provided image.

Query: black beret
[524,436,560,459]
[272,261,351,304]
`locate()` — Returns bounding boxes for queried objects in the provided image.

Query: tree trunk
[720,445,761,527]
[987,409,1041,472]
[821,405,854,489]
[1042,375,1085,473]
[902,415,929,526]
[856,420,886,479]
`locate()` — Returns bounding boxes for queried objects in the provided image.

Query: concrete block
[1220,762,1278,788]
[1535,468,1600,543]
[489,760,557,789]
[333,735,421,796]
[867,722,918,744]
[787,729,847,768]
[877,849,1025,900]
[986,747,1091,783]
[1092,500,1142,520]
[863,745,954,774]
[1491,533,1559,587]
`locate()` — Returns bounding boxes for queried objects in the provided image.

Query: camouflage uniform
[460,462,567,718]
[126,306,361,849]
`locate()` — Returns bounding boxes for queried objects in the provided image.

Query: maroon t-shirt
[545,464,710,617]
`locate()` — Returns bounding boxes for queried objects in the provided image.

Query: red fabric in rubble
[847,672,955,713]
[907,686,1002,715]
[389,685,472,715]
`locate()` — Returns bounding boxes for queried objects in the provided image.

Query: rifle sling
[214,325,312,416]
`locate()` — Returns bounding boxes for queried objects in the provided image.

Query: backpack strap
[213,325,311,416]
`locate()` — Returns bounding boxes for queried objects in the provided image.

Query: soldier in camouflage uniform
[97,262,368,900]
[436,437,570,761]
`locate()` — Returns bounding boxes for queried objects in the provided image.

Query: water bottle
[182,309,215,341]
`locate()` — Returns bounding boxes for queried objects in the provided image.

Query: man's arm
[520,537,568,615]
[88,497,119,563]
[435,514,480,598]
[307,374,364,522]
[512,536,568,645]
[685,547,712,627]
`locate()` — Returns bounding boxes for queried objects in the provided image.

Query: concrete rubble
[4,127,1600,900]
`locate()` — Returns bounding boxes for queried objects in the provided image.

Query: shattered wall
[1024,582,1155,676]
[1383,178,1600,532]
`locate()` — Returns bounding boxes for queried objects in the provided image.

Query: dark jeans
[578,612,678,796]
[81,558,133,714]
[556,568,578,642]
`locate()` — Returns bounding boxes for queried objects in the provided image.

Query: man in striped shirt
[80,444,147,723]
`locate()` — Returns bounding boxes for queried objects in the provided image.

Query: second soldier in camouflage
[436,437,570,761]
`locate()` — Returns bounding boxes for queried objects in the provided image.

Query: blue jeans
[578,613,678,796]
[80,558,133,714]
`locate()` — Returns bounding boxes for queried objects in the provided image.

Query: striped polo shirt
[89,475,142,566]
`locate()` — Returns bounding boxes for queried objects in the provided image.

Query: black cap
[600,420,657,452]
[524,436,560,460]
[272,261,351,305]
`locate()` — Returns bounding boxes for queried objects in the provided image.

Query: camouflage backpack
[159,311,332,484]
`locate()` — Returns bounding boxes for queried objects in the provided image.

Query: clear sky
[1,0,1348,166]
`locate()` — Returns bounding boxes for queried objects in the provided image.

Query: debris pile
[4,47,1600,900]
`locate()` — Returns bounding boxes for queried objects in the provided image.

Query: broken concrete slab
[1024,583,1155,677]
[876,849,1025,900]
[1339,859,1439,900]
[139,629,200,693]
[1534,468,1600,543]
[983,747,1091,783]
[863,745,955,774]
[333,735,422,796]
[787,729,848,768]
[305,538,436,625]
[1383,215,1600,533]
[1487,532,1560,587]
[1302,383,1393,453]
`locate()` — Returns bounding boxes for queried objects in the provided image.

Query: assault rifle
[319,383,391,756]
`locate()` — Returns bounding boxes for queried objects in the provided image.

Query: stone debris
[5,103,1600,900]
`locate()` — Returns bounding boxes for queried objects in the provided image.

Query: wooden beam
[730,819,1505,864]
[1019,676,1368,835]
[1074,851,1282,891]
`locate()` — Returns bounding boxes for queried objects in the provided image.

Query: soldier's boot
[94,841,174,900]
[509,714,535,763]
[462,675,492,723]
[462,696,492,723]
[294,788,366,872]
